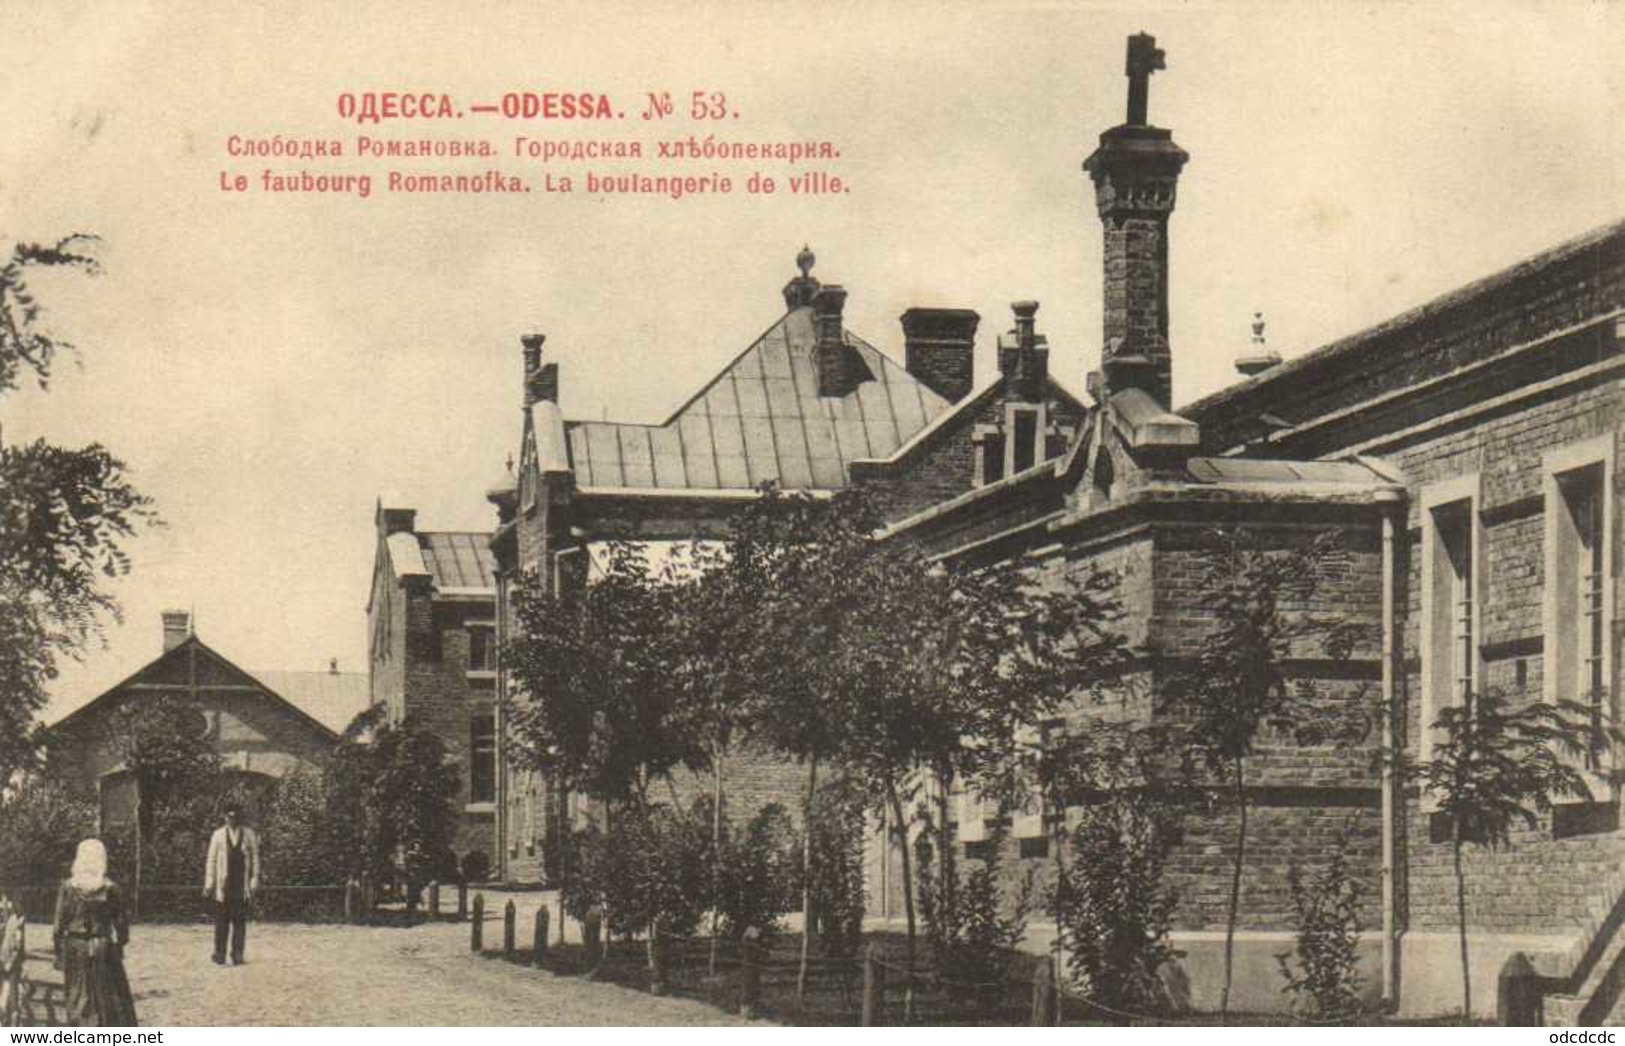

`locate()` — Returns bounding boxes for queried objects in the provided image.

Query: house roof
[565,308,950,491]
[245,669,372,736]
[385,530,496,592]
[1182,219,1625,438]
[47,636,366,743]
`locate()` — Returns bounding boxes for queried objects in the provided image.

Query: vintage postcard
[0,0,1620,1030]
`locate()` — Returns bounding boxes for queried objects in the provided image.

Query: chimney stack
[997,300,1049,402]
[901,308,979,403]
[1083,32,1188,410]
[162,609,191,652]
[813,284,862,397]
[377,502,416,537]
[521,334,558,405]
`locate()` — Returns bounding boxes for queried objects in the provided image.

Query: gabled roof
[565,308,950,491]
[47,636,365,742]
[384,530,496,592]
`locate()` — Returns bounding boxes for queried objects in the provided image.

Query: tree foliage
[0,234,155,780]
[324,707,461,888]
[0,773,96,885]
[505,542,705,806]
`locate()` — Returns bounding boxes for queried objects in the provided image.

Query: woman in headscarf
[51,840,137,1027]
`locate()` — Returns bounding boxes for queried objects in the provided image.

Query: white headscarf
[69,839,109,892]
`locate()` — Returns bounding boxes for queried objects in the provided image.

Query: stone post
[861,942,884,1026]
[503,899,516,958]
[470,893,484,952]
[583,905,604,971]
[649,923,670,996]
[739,927,762,1019]
[428,881,440,917]
[1498,952,1543,1026]
[533,907,550,967]
[1031,956,1057,1026]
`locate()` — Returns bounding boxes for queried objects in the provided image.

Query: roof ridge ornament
[782,243,822,310]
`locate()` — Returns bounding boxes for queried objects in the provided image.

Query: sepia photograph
[0,0,1620,1030]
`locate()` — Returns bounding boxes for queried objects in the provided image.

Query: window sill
[464,802,496,815]
[466,670,497,681]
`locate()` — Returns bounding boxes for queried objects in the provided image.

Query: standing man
[202,803,259,966]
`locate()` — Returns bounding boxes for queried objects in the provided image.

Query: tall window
[470,713,496,803]
[1421,476,1480,761]
[1011,407,1039,474]
[467,625,496,672]
[1546,440,1615,776]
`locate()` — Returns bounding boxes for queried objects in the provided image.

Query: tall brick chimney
[996,300,1049,402]
[377,502,416,537]
[1083,32,1188,410]
[162,609,191,652]
[902,308,979,403]
[813,284,867,397]
[521,334,558,405]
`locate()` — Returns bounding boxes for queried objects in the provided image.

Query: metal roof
[246,669,373,736]
[417,532,497,591]
[566,308,950,491]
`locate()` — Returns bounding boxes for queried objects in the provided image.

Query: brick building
[479,34,1622,1022]
[873,36,1624,1020]
[366,503,502,876]
[486,250,1089,883]
[45,611,369,832]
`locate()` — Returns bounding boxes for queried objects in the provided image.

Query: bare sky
[2,0,1619,719]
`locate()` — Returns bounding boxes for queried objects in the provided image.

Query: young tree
[1417,689,1618,1021]
[0,235,155,781]
[725,486,871,994]
[1161,532,1369,1019]
[660,540,760,971]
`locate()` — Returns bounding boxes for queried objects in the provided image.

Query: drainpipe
[1375,488,1403,1010]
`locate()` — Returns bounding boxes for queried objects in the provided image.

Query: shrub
[916,822,1034,988]
[260,767,347,886]
[557,800,710,938]
[1058,791,1182,1013]
[804,776,866,957]
[0,774,95,885]
[715,801,799,938]
[1276,841,1365,1021]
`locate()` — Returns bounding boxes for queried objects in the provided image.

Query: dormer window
[1005,403,1046,477]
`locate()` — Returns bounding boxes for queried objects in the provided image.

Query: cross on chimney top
[1126,32,1166,126]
